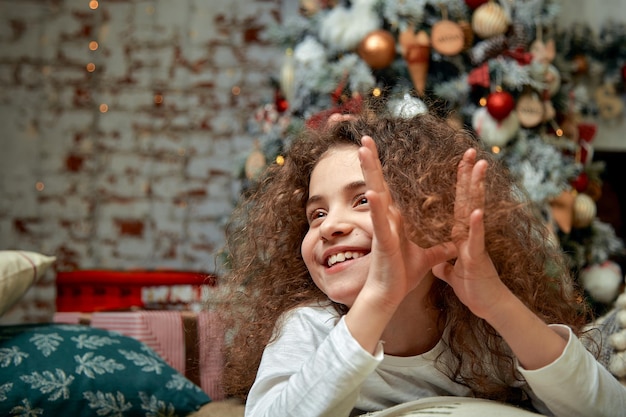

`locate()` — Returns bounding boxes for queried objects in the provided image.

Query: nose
[319,209,353,241]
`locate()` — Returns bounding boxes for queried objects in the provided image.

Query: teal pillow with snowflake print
[0,323,210,416]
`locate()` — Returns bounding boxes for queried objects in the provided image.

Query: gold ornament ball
[472,1,510,39]
[358,30,396,69]
[572,193,597,229]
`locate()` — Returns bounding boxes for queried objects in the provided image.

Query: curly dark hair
[219,108,590,403]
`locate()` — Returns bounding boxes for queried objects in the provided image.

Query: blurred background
[0,0,624,287]
[0,0,292,272]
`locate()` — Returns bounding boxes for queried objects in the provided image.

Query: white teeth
[327,251,362,267]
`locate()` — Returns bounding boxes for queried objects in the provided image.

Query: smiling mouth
[326,251,367,267]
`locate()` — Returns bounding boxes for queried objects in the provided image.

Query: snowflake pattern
[139,392,177,417]
[0,382,12,401]
[118,350,164,374]
[20,369,74,401]
[0,346,29,367]
[29,333,63,357]
[74,352,125,379]
[9,398,43,417]
[83,391,132,417]
[71,333,121,349]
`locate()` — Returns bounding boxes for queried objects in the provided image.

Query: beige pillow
[0,250,56,316]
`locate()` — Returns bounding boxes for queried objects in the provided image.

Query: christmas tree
[238,0,626,312]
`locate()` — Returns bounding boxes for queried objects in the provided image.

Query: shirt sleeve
[245,308,384,417]
[518,324,626,417]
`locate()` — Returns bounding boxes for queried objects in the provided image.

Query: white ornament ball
[618,310,626,327]
[609,329,626,351]
[319,1,381,51]
[471,1,510,39]
[609,351,626,377]
[472,106,519,148]
[572,192,597,229]
[579,261,623,304]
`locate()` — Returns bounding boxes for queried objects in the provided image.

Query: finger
[366,189,396,249]
[455,148,477,222]
[470,159,488,214]
[466,159,487,257]
[432,260,455,285]
[327,113,355,126]
[421,241,458,269]
[359,137,396,247]
[359,136,387,195]
[467,208,486,258]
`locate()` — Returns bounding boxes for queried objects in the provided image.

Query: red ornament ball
[275,91,289,113]
[465,0,489,9]
[571,172,589,193]
[486,90,515,121]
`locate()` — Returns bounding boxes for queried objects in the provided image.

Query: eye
[307,208,327,224]
[353,194,368,208]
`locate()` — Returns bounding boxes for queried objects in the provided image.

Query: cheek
[300,230,317,267]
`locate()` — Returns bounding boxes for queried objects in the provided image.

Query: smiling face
[301,144,373,307]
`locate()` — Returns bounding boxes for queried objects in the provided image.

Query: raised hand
[358,136,456,308]
[431,148,510,321]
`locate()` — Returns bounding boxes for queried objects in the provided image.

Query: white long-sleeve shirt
[245,305,626,417]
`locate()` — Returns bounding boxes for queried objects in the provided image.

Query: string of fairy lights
[86,0,106,266]
[82,0,244,269]
[18,0,272,268]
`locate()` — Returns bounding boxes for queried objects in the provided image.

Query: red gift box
[56,270,217,312]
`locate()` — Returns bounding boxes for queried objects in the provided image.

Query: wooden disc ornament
[357,30,397,70]
[542,99,556,122]
[245,149,267,180]
[515,92,544,128]
[594,83,624,121]
[471,1,510,39]
[544,64,561,97]
[431,20,465,56]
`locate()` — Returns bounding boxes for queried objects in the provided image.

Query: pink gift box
[54,310,225,401]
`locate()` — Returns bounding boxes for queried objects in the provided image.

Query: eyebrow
[305,180,367,209]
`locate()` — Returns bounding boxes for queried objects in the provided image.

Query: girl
[221,110,626,416]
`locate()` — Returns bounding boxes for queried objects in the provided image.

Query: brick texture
[0,0,287,273]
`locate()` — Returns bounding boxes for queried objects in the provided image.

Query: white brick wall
[0,0,287,273]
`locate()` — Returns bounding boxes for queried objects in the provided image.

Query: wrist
[478,287,519,330]
[345,285,401,354]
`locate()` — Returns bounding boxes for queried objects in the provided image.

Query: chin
[326,291,358,308]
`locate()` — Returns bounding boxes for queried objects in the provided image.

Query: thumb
[422,241,457,269]
[432,261,455,285]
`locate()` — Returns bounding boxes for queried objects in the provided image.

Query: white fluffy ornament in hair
[580,261,623,305]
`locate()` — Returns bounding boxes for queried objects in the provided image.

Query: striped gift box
[53,310,225,401]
